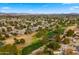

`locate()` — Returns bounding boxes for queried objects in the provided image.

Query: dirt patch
[4,32,36,49]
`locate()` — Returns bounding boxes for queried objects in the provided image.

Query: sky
[0,3,79,14]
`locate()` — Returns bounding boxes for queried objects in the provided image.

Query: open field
[4,32,36,49]
[0,14,79,55]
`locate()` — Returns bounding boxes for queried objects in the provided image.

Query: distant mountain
[0,13,31,16]
[0,13,79,16]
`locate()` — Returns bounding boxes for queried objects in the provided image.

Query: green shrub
[44,47,54,55]
[63,38,70,44]
[0,44,18,55]
[66,29,74,36]
[14,38,20,44]
[0,37,5,41]
[55,35,62,42]
[20,38,25,44]
[46,41,61,50]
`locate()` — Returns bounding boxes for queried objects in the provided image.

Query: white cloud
[73,6,79,8]
[70,8,74,10]
[1,10,6,13]
[1,7,11,9]
[62,3,73,5]
[0,7,12,13]
[69,6,79,10]
[29,10,33,11]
